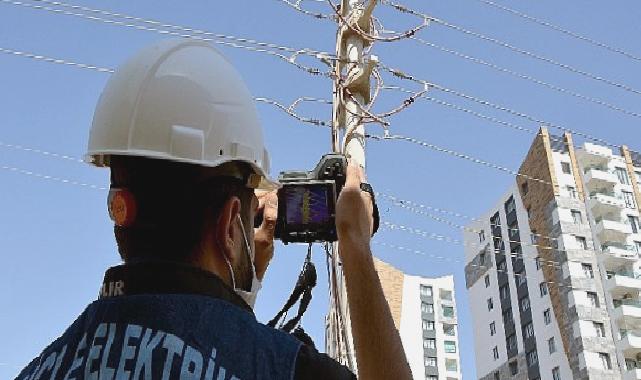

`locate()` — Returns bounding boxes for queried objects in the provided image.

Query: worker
[15,39,412,380]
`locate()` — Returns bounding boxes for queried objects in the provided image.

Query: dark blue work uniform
[15,262,355,379]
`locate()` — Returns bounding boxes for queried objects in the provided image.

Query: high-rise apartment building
[465,127,641,380]
[326,258,462,380]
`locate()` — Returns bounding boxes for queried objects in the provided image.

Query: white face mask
[224,214,262,308]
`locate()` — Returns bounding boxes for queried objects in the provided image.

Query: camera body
[275,154,347,244]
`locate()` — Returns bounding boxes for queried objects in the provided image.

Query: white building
[465,127,641,380]
[326,258,462,380]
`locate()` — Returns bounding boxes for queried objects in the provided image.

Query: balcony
[589,193,625,218]
[613,300,641,329]
[600,245,639,270]
[606,273,641,298]
[584,168,618,192]
[623,368,641,380]
[576,143,612,170]
[596,219,631,244]
[619,331,641,356]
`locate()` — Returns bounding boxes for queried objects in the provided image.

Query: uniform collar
[99,260,254,315]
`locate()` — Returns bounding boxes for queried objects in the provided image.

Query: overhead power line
[409,36,641,121]
[475,0,641,63]
[379,63,621,149]
[0,0,333,77]
[0,46,114,73]
[0,164,107,190]
[382,0,641,98]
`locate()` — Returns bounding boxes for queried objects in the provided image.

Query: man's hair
[109,156,254,263]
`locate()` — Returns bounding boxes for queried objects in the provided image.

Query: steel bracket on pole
[343,55,378,104]
[339,0,377,43]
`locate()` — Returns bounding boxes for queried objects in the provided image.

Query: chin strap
[268,243,317,334]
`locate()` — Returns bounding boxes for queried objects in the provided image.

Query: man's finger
[345,163,364,189]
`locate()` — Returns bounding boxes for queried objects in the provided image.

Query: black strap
[359,182,380,236]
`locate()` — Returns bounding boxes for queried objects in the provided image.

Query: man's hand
[336,164,374,248]
[254,190,278,280]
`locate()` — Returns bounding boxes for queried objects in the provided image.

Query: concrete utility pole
[327,0,377,374]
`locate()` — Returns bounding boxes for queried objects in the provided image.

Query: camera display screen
[283,184,332,226]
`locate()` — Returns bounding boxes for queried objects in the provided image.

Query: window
[494,371,500,380]
[509,360,518,375]
[505,197,516,214]
[443,324,456,336]
[420,285,433,297]
[544,309,551,325]
[576,236,589,250]
[515,271,526,287]
[426,376,437,380]
[422,302,434,314]
[443,305,455,319]
[629,215,640,234]
[424,338,436,349]
[445,359,458,372]
[498,260,507,272]
[487,298,494,311]
[423,320,435,331]
[424,356,437,367]
[598,353,612,370]
[523,322,535,339]
[594,322,606,338]
[506,334,517,351]
[587,292,600,308]
[520,297,531,312]
[490,321,496,336]
[623,191,636,209]
[445,358,458,372]
[500,285,509,300]
[571,210,583,224]
[526,350,538,366]
[493,346,499,360]
[479,252,487,265]
[540,282,548,297]
[521,181,529,196]
[552,367,561,380]
[444,341,457,353]
[548,337,556,354]
[440,289,453,301]
[582,263,594,279]
[635,241,641,254]
[616,167,630,185]
[503,309,513,326]
[567,186,577,199]
[561,162,572,174]
[535,257,541,270]
[531,230,539,244]
[479,229,486,242]
[485,274,491,287]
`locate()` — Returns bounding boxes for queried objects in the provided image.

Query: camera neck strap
[267,243,317,333]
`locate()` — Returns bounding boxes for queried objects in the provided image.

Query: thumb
[345,163,364,189]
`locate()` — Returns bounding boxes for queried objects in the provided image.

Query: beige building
[465,127,641,380]
[326,258,462,380]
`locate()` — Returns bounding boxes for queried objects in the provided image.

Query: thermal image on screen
[284,186,331,225]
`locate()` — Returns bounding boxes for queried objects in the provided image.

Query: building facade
[465,127,641,380]
[326,258,463,380]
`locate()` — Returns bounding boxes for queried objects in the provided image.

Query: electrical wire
[474,0,641,63]
[0,0,332,77]
[276,0,334,19]
[382,0,641,98]
[409,36,641,121]
[327,0,429,43]
[379,62,620,149]
[0,141,84,163]
[0,46,114,73]
[368,133,555,186]
[255,97,333,128]
[0,164,107,190]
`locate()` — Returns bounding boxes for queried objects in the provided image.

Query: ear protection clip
[108,188,137,227]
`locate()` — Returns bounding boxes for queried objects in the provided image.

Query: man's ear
[215,196,242,262]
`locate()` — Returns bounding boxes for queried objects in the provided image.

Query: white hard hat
[86,39,277,190]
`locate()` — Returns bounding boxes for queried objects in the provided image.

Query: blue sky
[2,1,641,378]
